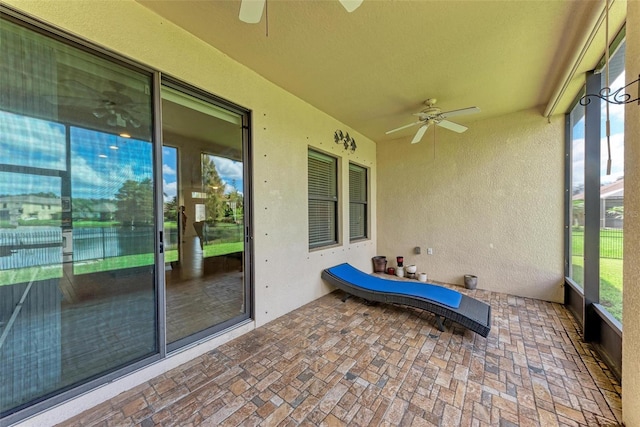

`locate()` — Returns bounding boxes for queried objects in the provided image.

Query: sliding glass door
[161,84,249,349]
[1,18,157,417]
[1,11,252,422]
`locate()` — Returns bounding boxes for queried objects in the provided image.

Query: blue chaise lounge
[321,263,491,337]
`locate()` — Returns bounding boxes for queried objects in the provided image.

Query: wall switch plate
[427,248,433,255]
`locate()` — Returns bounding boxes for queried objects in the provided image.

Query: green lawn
[0,265,63,286]
[0,241,243,286]
[73,241,243,275]
[571,256,623,323]
[571,228,623,259]
[570,227,623,323]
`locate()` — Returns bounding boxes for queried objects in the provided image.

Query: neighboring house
[572,178,624,228]
[601,179,624,228]
[0,195,61,226]
[72,201,117,222]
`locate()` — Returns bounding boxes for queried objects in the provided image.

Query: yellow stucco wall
[377,108,564,302]
[623,1,640,425]
[2,1,377,424]
[2,0,377,323]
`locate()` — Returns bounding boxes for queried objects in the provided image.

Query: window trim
[308,148,339,250]
[563,33,626,382]
[348,162,368,242]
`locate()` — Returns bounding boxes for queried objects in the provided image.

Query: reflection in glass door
[1,17,157,418]
[161,84,249,348]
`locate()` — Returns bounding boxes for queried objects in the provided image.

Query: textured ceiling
[136,0,621,143]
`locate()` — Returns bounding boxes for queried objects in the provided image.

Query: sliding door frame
[1,5,254,424]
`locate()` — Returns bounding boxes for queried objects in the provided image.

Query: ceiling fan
[52,80,144,128]
[385,99,480,144]
[239,0,363,23]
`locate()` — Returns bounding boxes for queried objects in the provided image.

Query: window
[565,35,625,330]
[569,100,585,287]
[349,163,367,241]
[599,40,625,323]
[308,149,338,248]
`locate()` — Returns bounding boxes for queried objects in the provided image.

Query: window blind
[308,150,337,248]
[349,163,367,240]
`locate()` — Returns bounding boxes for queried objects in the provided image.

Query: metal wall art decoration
[580,74,640,106]
[334,130,357,152]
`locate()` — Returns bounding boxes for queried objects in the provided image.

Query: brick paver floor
[58,287,622,426]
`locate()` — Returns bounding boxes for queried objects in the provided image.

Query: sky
[571,71,626,190]
[0,109,243,203]
[162,148,244,203]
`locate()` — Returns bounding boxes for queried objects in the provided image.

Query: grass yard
[571,256,623,323]
[73,241,243,275]
[571,228,623,259]
[0,265,63,286]
[0,241,243,286]
[570,227,623,323]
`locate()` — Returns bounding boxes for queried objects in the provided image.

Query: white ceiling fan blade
[440,106,480,119]
[385,121,421,135]
[411,123,430,144]
[437,120,468,133]
[339,0,363,12]
[239,0,266,23]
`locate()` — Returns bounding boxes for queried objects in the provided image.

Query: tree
[224,180,244,223]
[607,205,624,220]
[114,178,153,227]
[202,156,225,223]
[164,195,178,223]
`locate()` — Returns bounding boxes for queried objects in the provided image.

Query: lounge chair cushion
[326,263,462,309]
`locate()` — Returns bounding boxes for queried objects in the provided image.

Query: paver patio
[58,285,622,426]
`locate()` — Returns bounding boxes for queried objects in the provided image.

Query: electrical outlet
[414,246,421,254]
[427,248,433,255]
